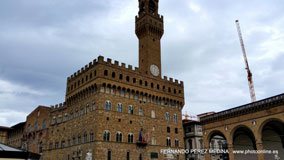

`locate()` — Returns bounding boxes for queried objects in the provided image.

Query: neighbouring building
[7,122,26,149]
[0,126,10,145]
[183,116,227,160]
[200,93,284,160]
[22,106,50,154]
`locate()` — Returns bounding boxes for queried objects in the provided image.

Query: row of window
[51,101,179,126]
[103,69,182,94]
[105,101,179,122]
[27,119,46,132]
[50,132,94,149]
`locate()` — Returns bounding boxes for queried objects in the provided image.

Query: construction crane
[235,20,256,102]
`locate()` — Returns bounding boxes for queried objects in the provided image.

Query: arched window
[117,103,123,112]
[165,112,170,121]
[128,133,134,143]
[42,119,46,129]
[166,137,171,147]
[126,151,130,160]
[104,70,108,76]
[103,130,110,141]
[90,132,94,142]
[167,127,170,133]
[107,150,112,160]
[83,132,88,143]
[116,132,122,142]
[173,114,178,123]
[105,100,112,111]
[128,105,134,114]
[175,139,179,147]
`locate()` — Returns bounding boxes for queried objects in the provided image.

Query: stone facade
[22,106,50,154]
[201,93,284,160]
[41,0,185,160]
[0,126,10,144]
[7,122,26,149]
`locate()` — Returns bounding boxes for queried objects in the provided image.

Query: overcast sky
[1,0,284,126]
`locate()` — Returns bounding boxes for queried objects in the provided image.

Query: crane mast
[235,20,256,102]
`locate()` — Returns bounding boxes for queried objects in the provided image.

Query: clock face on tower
[150,64,160,76]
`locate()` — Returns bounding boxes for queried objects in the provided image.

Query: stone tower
[136,0,164,77]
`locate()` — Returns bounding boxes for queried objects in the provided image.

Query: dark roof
[0,126,11,130]
[200,93,284,124]
[0,143,40,159]
[10,122,26,129]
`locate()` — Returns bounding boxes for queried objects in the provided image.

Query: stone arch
[231,125,257,160]
[258,118,284,159]
[207,130,229,160]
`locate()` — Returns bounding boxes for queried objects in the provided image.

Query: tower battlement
[67,55,183,86]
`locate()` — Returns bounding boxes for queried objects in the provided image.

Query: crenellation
[169,77,173,82]
[107,58,112,64]
[121,63,126,68]
[163,76,168,80]
[114,60,119,65]
[128,65,132,70]
[98,55,104,62]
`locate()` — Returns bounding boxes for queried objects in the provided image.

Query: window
[128,133,134,143]
[138,107,143,116]
[90,132,94,142]
[61,140,65,148]
[151,110,156,118]
[127,151,130,160]
[77,135,81,144]
[107,150,112,160]
[175,128,178,134]
[173,114,178,123]
[166,137,171,147]
[151,83,154,88]
[117,103,123,112]
[175,139,179,147]
[165,112,170,121]
[167,127,170,133]
[116,132,122,142]
[133,78,136,83]
[83,132,88,143]
[139,80,142,85]
[42,119,46,129]
[119,74,123,80]
[103,131,110,141]
[49,143,53,150]
[128,105,134,114]
[145,81,148,86]
[104,70,108,76]
[126,76,130,82]
[55,142,59,149]
[157,84,160,90]
[112,72,115,78]
[105,100,112,111]
[73,137,76,145]
[34,121,38,130]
